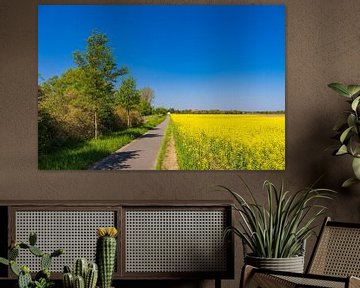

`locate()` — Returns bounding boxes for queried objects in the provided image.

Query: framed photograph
[38,4,285,171]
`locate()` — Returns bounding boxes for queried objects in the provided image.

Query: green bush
[38,109,57,153]
[113,107,143,129]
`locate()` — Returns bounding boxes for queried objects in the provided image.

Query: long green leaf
[223,179,335,258]
[352,96,360,111]
[347,85,360,97]
[340,126,353,143]
[235,175,259,206]
[0,257,9,266]
[328,83,351,97]
[352,157,360,179]
[348,113,356,127]
[342,177,360,187]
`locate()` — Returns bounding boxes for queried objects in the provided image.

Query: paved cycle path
[90,116,169,170]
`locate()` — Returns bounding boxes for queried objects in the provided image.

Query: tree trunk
[127,109,131,128]
[94,110,98,139]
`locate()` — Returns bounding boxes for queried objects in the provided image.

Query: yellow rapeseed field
[170,114,285,170]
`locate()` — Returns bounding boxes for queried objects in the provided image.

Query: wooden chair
[241,217,360,288]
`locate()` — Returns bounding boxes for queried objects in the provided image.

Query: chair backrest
[307,217,360,277]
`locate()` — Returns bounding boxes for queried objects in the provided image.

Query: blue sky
[38,5,285,111]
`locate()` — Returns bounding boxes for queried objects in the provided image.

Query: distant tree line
[38,31,158,153]
[168,109,285,114]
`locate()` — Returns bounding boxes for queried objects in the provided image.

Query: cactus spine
[9,247,19,260]
[74,275,85,288]
[63,272,74,288]
[63,260,98,288]
[18,269,32,288]
[85,262,98,288]
[96,227,118,288]
[29,246,44,257]
[41,253,52,270]
[10,260,20,276]
[29,232,37,246]
[75,258,88,279]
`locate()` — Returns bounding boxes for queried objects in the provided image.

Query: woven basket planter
[245,254,305,273]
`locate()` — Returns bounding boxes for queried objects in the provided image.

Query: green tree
[154,107,168,115]
[116,77,140,127]
[39,68,96,146]
[138,87,154,115]
[73,30,127,139]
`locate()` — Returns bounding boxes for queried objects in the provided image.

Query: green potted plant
[222,179,334,273]
[96,227,118,288]
[328,83,360,187]
[0,232,63,288]
[62,258,98,288]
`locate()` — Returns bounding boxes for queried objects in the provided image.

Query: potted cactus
[62,258,98,288]
[0,232,63,288]
[96,227,118,288]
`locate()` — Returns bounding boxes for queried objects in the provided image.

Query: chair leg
[215,278,221,288]
[240,265,255,288]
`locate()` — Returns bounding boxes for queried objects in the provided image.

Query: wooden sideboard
[0,201,234,288]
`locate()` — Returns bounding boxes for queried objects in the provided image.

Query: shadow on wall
[286,90,355,190]
[301,108,360,218]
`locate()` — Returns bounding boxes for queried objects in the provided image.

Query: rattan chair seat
[241,218,360,288]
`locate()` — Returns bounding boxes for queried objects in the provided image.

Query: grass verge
[39,115,166,170]
[155,119,173,170]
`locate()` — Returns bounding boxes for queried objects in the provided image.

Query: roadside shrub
[114,107,143,129]
[60,105,94,141]
[39,102,94,152]
[38,109,58,153]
